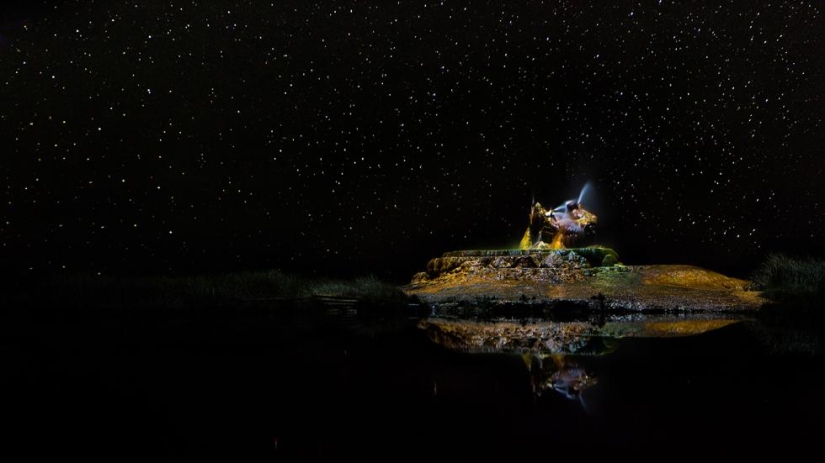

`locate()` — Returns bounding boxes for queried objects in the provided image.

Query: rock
[411,272,429,283]
[513,255,539,268]
[541,253,564,268]
[420,248,617,281]
[521,201,598,250]
[492,256,513,268]
[404,248,767,312]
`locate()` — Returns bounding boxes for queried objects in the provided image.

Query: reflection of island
[418,316,742,355]
[419,316,744,403]
[405,186,767,313]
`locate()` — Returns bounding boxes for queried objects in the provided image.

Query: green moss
[570,246,621,267]
[601,254,619,267]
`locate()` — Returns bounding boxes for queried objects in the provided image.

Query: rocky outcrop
[412,247,620,285]
[520,200,598,250]
[404,248,766,312]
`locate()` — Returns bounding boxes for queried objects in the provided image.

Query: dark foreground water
[2,303,824,460]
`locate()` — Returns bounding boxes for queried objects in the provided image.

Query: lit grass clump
[751,253,825,302]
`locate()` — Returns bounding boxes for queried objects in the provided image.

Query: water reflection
[419,315,743,353]
[419,315,745,406]
[524,353,598,400]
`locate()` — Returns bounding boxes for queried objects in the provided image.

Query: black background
[2,1,823,281]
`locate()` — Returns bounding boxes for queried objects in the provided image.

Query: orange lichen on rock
[641,265,749,290]
[404,258,767,312]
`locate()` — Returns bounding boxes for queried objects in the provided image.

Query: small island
[405,189,767,313]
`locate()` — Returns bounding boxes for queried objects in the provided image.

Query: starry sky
[1,1,823,281]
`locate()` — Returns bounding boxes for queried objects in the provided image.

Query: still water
[3,304,824,459]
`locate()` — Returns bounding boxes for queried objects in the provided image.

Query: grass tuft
[751,253,825,303]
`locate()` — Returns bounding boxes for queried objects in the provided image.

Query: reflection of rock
[418,318,611,355]
[525,354,599,400]
[405,250,766,312]
[418,316,742,356]
[420,316,745,406]
[548,362,597,399]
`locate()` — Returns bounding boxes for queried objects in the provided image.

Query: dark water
[3,305,824,460]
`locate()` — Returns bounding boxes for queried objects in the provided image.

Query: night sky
[2,1,823,281]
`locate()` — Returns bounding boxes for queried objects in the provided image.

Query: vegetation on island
[2,271,410,310]
[751,253,825,303]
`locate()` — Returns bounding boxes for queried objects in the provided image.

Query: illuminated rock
[520,200,598,250]
[405,255,767,312]
[406,184,766,312]
[418,248,619,281]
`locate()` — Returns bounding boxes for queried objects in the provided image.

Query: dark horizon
[2,1,823,283]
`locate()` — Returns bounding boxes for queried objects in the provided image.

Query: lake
[3,302,823,459]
